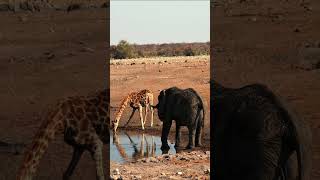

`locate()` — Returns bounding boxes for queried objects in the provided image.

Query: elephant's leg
[161,120,172,152]
[186,126,196,149]
[175,125,181,149]
[195,116,203,147]
[89,138,105,180]
[138,104,145,130]
[124,108,137,128]
[63,147,85,180]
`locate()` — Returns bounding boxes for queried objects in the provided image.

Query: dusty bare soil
[110,151,210,180]
[213,0,320,179]
[0,9,108,180]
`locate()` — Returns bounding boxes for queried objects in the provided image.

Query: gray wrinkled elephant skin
[211,80,312,180]
[153,87,205,151]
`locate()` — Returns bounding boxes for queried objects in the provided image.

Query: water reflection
[110,131,175,163]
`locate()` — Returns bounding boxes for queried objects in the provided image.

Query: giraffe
[112,89,154,133]
[16,89,109,180]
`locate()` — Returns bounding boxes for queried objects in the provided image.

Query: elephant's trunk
[150,104,158,109]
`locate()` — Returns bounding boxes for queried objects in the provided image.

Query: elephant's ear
[278,95,312,180]
[290,108,312,180]
[159,90,166,102]
[160,89,166,97]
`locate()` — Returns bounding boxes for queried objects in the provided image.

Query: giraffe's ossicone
[112,89,154,133]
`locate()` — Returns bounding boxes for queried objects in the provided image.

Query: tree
[112,40,135,59]
[183,47,195,56]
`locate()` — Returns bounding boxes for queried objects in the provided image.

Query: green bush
[112,40,135,59]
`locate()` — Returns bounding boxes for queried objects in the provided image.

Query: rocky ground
[110,151,210,180]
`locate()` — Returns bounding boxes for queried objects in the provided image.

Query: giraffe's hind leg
[138,104,145,130]
[63,147,84,180]
[89,137,105,180]
[124,108,137,128]
[144,104,149,126]
[150,105,154,127]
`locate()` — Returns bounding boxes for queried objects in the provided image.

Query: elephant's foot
[174,144,181,150]
[195,143,202,147]
[186,144,194,150]
[161,144,170,151]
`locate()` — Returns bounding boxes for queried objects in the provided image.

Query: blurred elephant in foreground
[211,80,312,180]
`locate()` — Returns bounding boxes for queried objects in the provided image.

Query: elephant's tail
[195,91,205,128]
[255,84,312,180]
[201,102,205,128]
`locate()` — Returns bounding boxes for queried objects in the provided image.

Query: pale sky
[110,1,209,45]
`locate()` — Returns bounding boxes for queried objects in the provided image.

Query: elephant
[153,87,205,151]
[211,80,312,180]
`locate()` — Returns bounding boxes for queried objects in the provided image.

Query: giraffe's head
[112,121,118,134]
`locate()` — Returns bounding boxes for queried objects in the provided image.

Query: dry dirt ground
[110,151,210,180]
[213,0,320,179]
[110,56,210,179]
[0,9,108,180]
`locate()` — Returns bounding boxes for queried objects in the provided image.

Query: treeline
[110,40,210,59]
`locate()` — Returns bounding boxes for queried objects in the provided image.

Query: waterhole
[110,130,176,163]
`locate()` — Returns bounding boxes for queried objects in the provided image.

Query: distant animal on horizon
[112,89,154,134]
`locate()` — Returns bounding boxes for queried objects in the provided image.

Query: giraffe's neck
[16,111,64,180]
[114,94,133,125]
[16,89,110,180]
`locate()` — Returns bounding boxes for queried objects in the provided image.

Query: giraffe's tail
[16,107,64,180]
[112,94,131,133]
